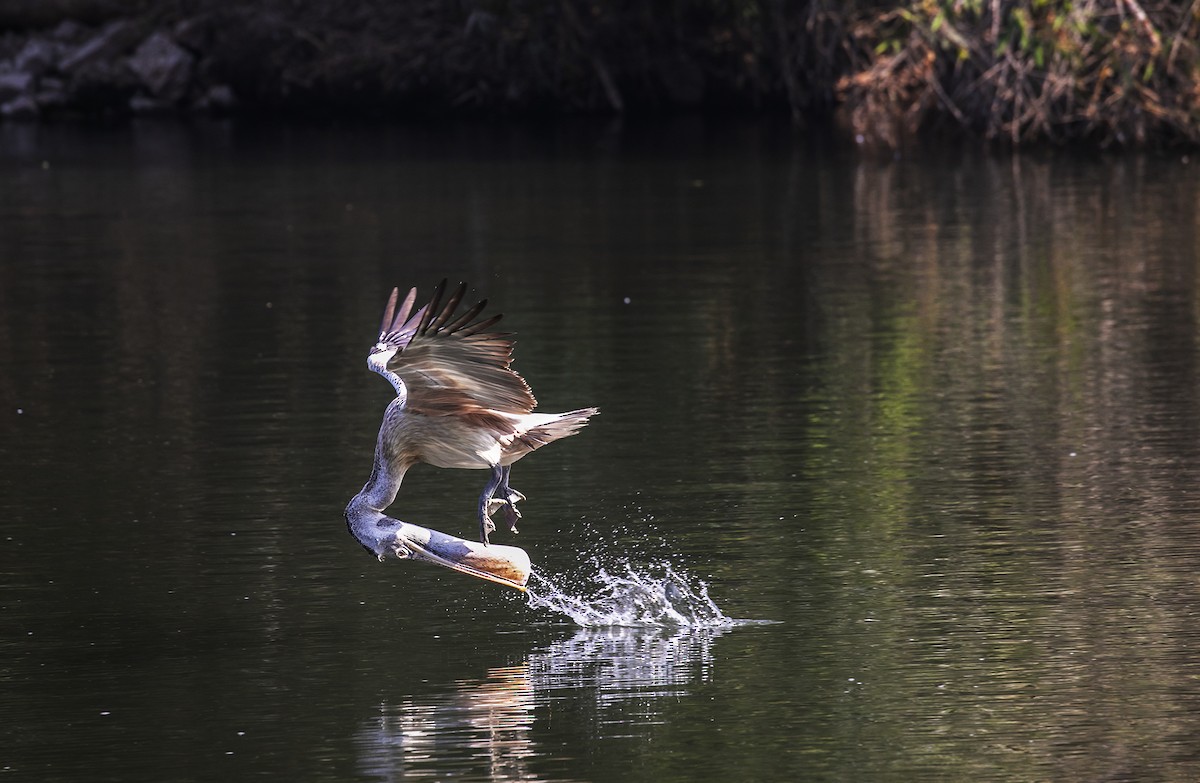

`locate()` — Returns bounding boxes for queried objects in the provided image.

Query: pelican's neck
[345,422,411,557]
[351,458,395,512]
[346,365,415,556]
[383,372,407,404]
[367,349,408,403]
[348,391,412,511]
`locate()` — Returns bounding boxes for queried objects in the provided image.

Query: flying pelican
[346,280,598,546]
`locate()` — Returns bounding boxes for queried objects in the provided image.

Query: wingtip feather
[418,279,448,334]
[390,286,418,334]
[378,287,400,337]
[427,282,468,332]
[459,313,504,336]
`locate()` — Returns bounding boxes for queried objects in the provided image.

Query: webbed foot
[501,501,522,534]
[487,469,525,535]
[488,489,525,512]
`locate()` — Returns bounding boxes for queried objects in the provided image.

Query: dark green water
[3,120,1200,781]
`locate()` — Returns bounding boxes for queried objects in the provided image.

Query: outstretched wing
[372,280,537,416]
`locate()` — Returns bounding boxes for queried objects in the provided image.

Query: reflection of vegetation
[692,153,1200,779]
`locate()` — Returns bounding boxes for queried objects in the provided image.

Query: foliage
[838,0,1200,146]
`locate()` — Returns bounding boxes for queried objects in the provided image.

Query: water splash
[526,560,746,628]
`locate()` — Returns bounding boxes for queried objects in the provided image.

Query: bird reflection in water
[355,625,731,781]
[357,665,536,782]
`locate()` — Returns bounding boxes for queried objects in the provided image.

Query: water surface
[3,121,1200,781]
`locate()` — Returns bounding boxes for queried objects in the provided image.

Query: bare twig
[1121,0,1163,52]
[1166,0,1200,74]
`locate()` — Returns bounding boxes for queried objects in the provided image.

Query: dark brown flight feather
[377,280,537,416]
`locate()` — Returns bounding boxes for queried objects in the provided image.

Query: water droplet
[525,559,749,628]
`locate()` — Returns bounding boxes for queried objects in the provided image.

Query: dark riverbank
[1,1,1196,148]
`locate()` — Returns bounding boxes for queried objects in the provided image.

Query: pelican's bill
[397,529,531,591]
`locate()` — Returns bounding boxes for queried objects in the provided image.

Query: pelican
[346,280,598,546]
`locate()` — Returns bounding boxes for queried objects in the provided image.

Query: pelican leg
[500,465,525,506]
[478,464,503,545]
[486,466,524,533]
[497,465,523,534]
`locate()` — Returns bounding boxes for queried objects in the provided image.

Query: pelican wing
[375,281,536,415]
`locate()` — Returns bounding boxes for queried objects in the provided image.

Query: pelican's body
[346,281,597,545]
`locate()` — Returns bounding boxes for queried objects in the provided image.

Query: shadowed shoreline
[1,0,1197,149]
